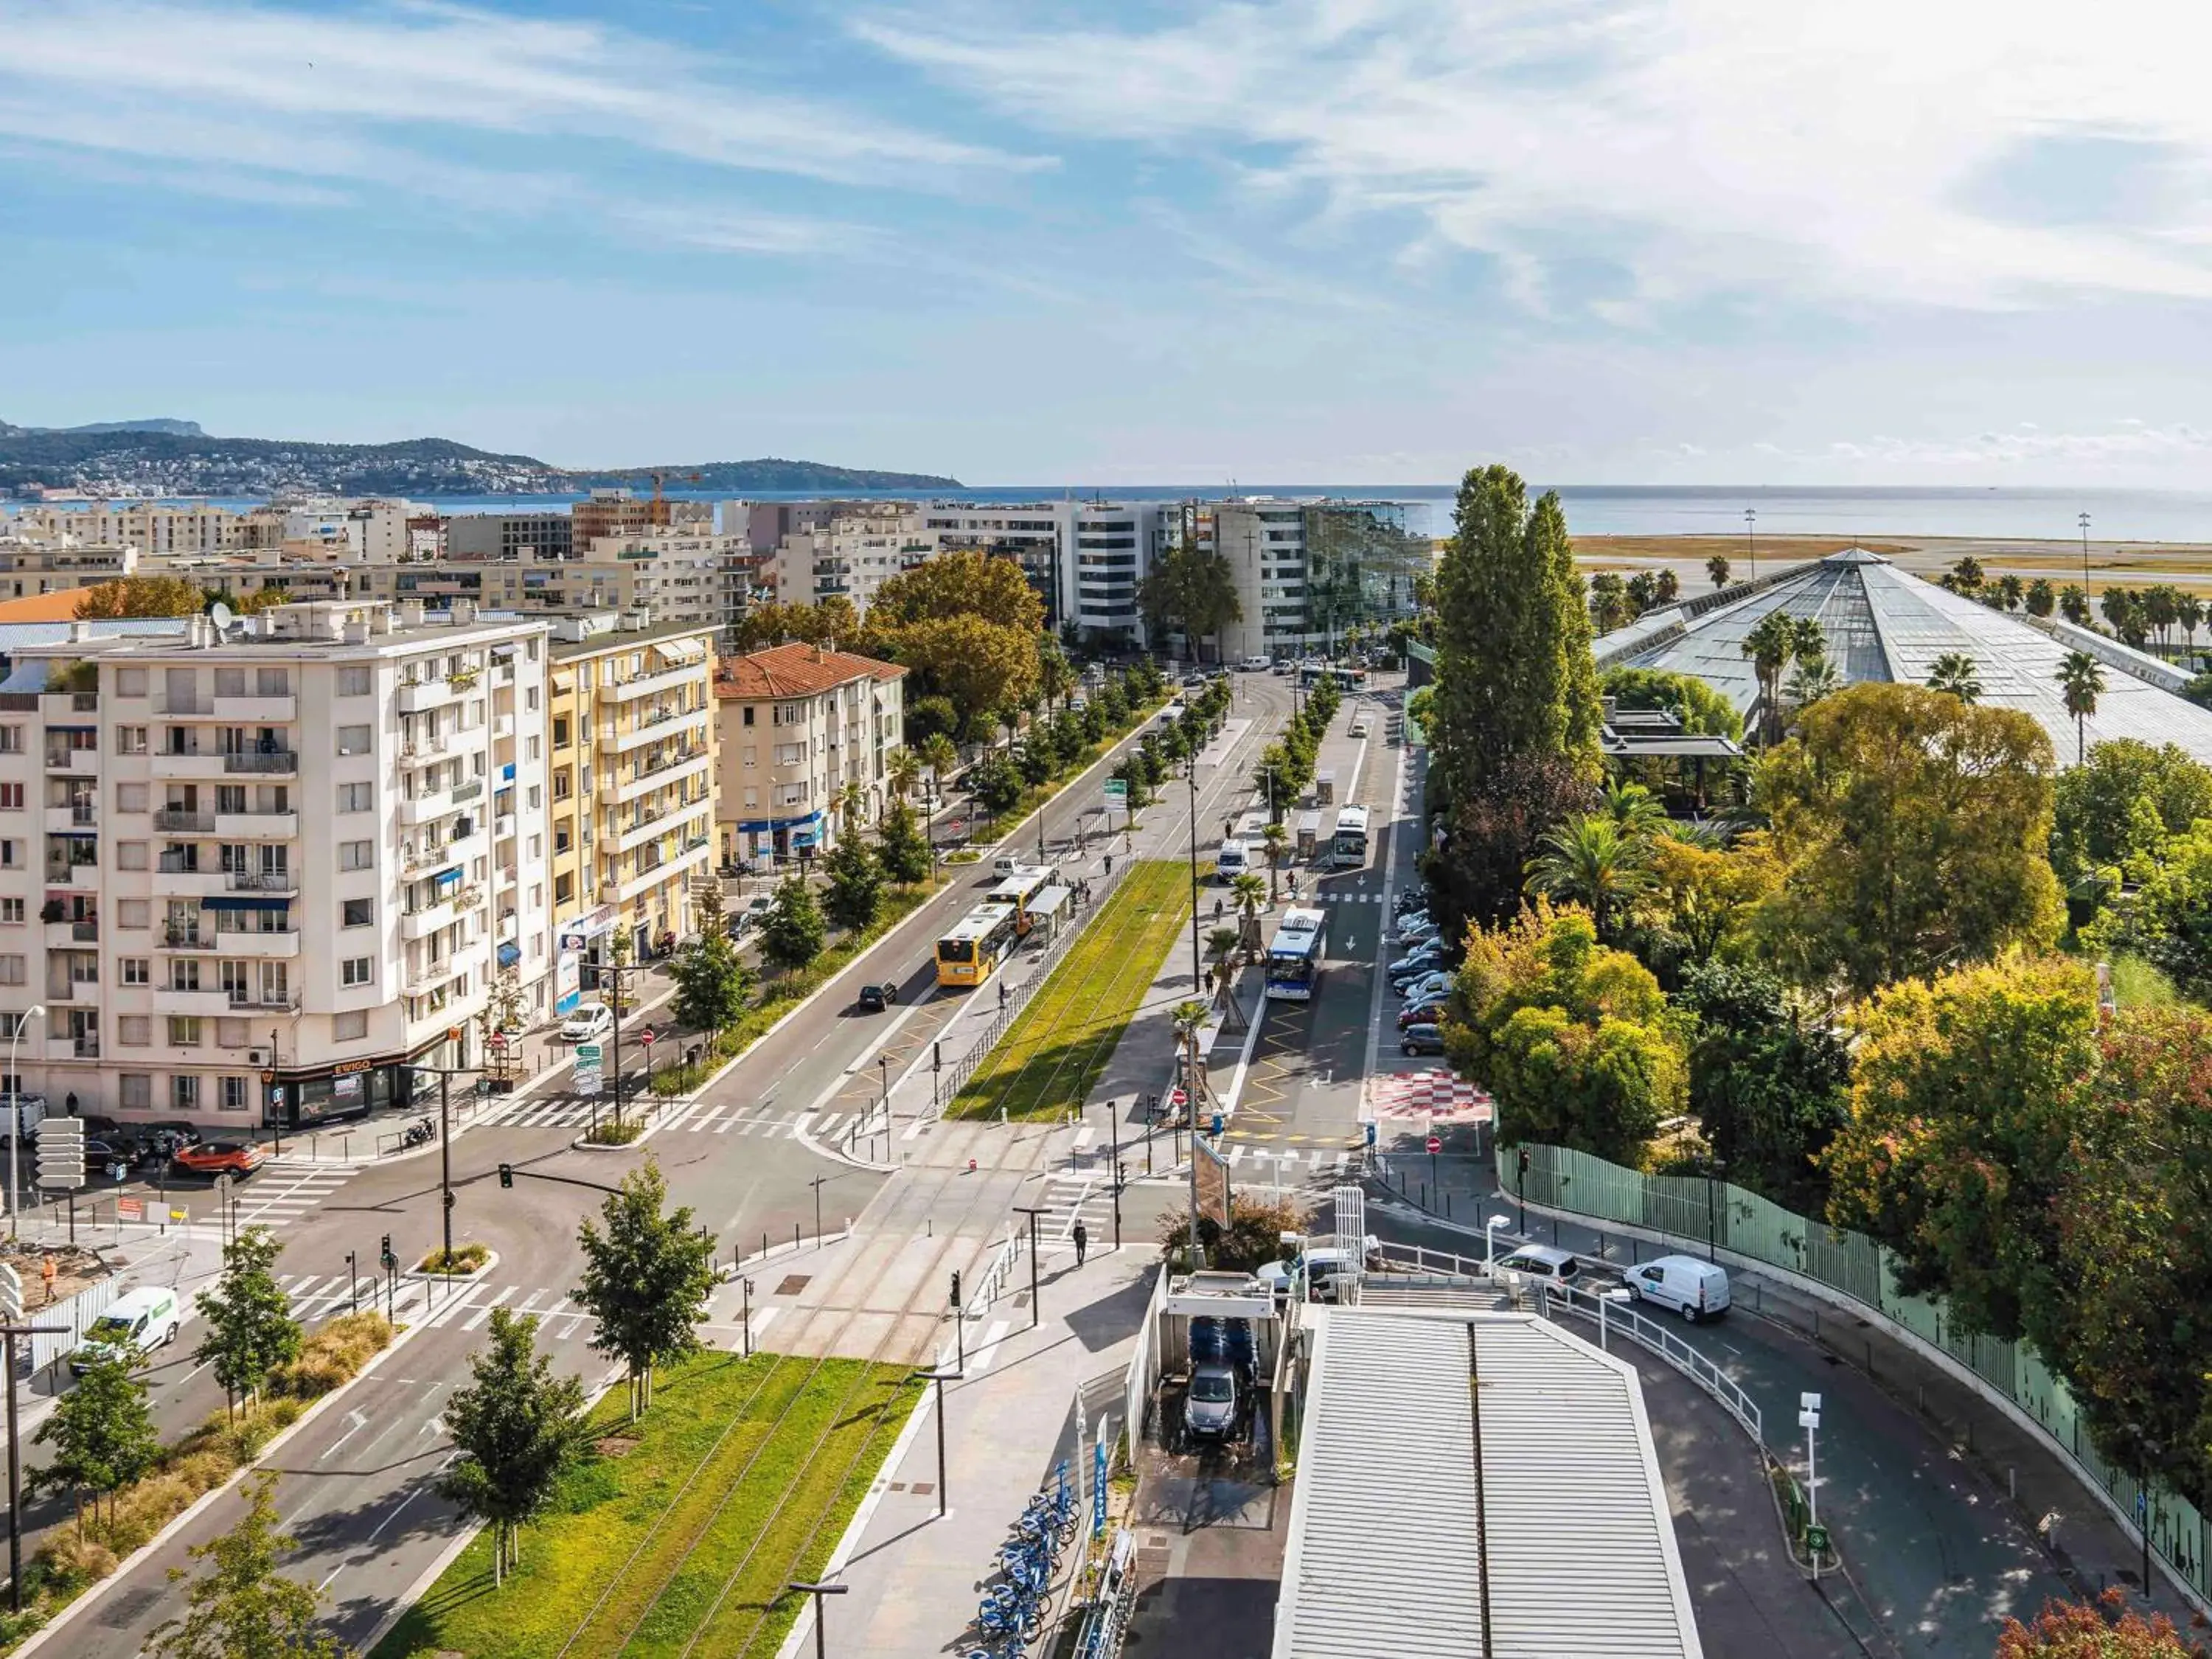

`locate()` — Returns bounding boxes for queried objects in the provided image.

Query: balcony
[150,750,229,782]
[602,662,703,706]
[159,925,219,952]
[599,836,712,905]
[609,749,711,804]
[213,693,296,723]
[39,692,98,720]
[44,1035,97,1062]
[215,810,297,840]
[42,863,97,890]
[599,704,709,754]
[42,804,95,835]
[400,888,479,939]
[399,779,484,830]
[608,801,711,857]
[153,807,216,834]
[493,713,515,739]
[224,751,297,776]
[494,813,516,841]
[42,919,96,948]
[212,929,299,959]
[153,986,234,1018]
[44,746,95,774]
[154,862,297,898]
[397,677,465,715]
[405,941,487,994]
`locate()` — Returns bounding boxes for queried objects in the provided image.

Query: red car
[1398,1001,1447,1029]
[171,1141,267,1178]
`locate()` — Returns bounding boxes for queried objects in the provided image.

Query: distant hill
[0,421,961,498]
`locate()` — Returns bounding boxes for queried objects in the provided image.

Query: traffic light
[35,1116,85,1193]
[1517,1148,1531,1178]
[949,1269,961,1311]
[498,1163,513,1189]
[380,1233,395,1270]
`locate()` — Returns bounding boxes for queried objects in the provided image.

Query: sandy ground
[1579,533,2212,593]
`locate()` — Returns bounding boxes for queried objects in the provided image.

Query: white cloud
[855,0,2212,316]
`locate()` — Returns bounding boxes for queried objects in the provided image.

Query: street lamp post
[1799,1394,1823,1579]
[1485,1214,1511,1272]
[1744,508,1757,582]
[2080,510,2093,593]
[4,1007,42,1234]
[911,1368,955,1516]
[786,1580,849,1659]
[1186,757,1203,993]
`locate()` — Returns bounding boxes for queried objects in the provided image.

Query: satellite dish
[208,602,235,633]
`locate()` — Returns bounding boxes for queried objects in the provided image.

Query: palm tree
[2180,593,2205,663]
[885,746,922,801]
[1169,998,1211,1126]
[1706,554,1731,590]
[1206,925,1242,1001]
[2059,584,2091,626]
[1524,813,1653,942]
[1259,821,1290,905]
[2056,650,2106,765]
[1601,778,1667,839]
[1231,872,1268,954]
[1740,611,1798,745]
[1926,653,1983,703]
[919,732,958,809]
[1994,574,2024,613]
[1784,653,1842,709]
[2025,577,2056,619]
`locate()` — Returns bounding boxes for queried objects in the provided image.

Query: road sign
[0,1265,21,1321]
[35,1116,85,1192]
[1103,778,1128,803]
[1426,1134,1441,1155]
[1804,1523,1829,1556]
[117,1198,144,1223]
[1364,1122,1377,1148]
[575,1043,602,1063]
[575,1061,603,1096]
[638,1026,656,1048]
[487,1032,507,1051]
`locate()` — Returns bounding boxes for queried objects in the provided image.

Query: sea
[18,484,2212,543]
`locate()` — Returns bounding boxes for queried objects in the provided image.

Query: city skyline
[5,1,2212,487]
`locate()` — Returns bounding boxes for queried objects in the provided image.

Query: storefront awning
[204,896,291,912]
[653,636,708,666]
[790,828,818,848]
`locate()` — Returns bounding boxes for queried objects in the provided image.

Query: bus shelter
[1026,884,1074,946]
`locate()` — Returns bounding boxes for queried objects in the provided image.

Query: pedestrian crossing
[467,1092,866,1144]
[279,1271,600,1341]
[1219,1141,1362,1178]
[1029,1169,1115,1248]
[183,1164,358,1228]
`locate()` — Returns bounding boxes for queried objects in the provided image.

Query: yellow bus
[986,866,1056,936]
[936,902,1020,988]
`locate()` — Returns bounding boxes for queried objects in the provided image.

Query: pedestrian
[1073,1219,1088,1266]
[1105,852,1114,877]
[999,981,1009,1013]
[40,1252,55,1305]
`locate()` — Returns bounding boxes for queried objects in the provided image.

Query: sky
[7,0,2212,487]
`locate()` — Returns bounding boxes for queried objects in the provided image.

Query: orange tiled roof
[0,589,102,622]
[714,641,905,701]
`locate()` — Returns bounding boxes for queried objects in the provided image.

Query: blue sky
[6,0,2212,487]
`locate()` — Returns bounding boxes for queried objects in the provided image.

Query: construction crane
[646,469,703,527]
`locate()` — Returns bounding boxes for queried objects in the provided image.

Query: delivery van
[1622,1255,1732,1322]
[72,1286,181,1373]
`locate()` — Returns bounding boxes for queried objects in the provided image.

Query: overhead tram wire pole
[1013,1204,1046,1329]
[1744,507,1756,583]
[1187,754,1203,994]
[911,1367,955,1517]
[2080,510,2093,594]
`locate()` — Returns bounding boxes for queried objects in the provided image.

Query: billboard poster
[1194,1135,1232,1231]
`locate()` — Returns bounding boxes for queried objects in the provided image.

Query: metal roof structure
[1596,548,2212,765]
[1274,1307,1701,1659]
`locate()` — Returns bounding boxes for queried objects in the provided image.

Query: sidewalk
[780,1242,1156,1659]
[1379,1150,2191,1634]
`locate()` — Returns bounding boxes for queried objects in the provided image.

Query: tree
[147,1472,345,1659]
[1137,545,1242,661]
[573,1158,719,1419]
[757,873,825,974]
[31,1345,159,1533]
[1822,956,2100,1340]
[2056,650,2105,766]
[1230,872,1267,953]
[1739,610,1797,744]
[439,1308,586,1586]
[869,552,1044,714]
[2080,821,2212,999]
[74,575,208,619]
[1926,652,1983,703]
[195,1226,301,1417]
[1994,1590,2199,1658]
[2180,591,2204,658]
[1676,961,1848,1215]
[667,926,753,1039]
[1753,684,2062,993]
[819,832,885,932]
[877,799,932,886]
[1588,573,1632,633]
[2024,577,2056,619]
[1994,574,2025,613]
[1634,827,1783,978]
[904,695,959,751]
[966,748,1021,815]
[1423,750,1601,934]
[1782,650,1841,712]
[1652,568,1680,605]
[1599,667,1744,741]
[1428,465,1605,928]
[918,731,959,804]
[1949,554,1986,593]
[1524,813,1652,943]
[1705,554,1731,590]
[2049,739,2212,890]
[884,747,922,802]
[1451,902,1686,1167]
[2058,583,2091,626]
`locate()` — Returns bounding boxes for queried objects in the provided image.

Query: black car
[857,981,900,1013]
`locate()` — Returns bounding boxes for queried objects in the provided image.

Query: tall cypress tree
[1426,466,1605,928]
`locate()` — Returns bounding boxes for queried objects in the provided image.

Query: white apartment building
[0,538,139,599]
[0,599,553,1133]
[760,503,931,614]
[712,642,905,867]
[355,530,760,639]
[6,503,274,557]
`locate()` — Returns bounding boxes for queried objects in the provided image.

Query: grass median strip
[947,858,1193,1122]
[373,1352,917,1659]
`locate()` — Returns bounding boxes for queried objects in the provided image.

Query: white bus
[1330,805,1371,869]
[1265,908,1327,1002]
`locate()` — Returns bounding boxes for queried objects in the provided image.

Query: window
[118,900,149,930]
[0,785,19,812]
[341,957,372,987]
[554,825,571,855]
[220,1076,248,1113]
[528,785,541,810]
[529,833,542,860]
[116,842,147,871]
[742,706,755,727]
[116,782,146,813]
[336,724,372,756]
[0,728,21,754]
[552,769,572,801]
[333,1009,368,1041]
[337,666,372,696]
[340,840,374,871]
[0,843,18,871]
[257,668,288,698]
[552,716,570,747]
[0,900,18,925]
[167,1018,202,1048]
[526,736,540,761]
[217,1018,248,1049]
[338,782,373,813]
[119,1073,150,1108]
[171,1075,200,1110]
[119,1016,150,1047]
[120,958,147,985]
[554,872,574,906]
[0,957,21,987]
[341,898,373,928]
[170,961,201,991]
[116,668,147,698]
[114,726,146,755]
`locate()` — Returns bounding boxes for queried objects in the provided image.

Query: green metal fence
[1505,1139,2212,1606]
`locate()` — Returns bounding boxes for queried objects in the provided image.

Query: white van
[1623,1255,1731,1322]
[1214,840,1250,883]
[1241,655,1271,672]
[72,1285,181,1373]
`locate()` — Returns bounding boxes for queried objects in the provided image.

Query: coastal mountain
[0,421,961,498]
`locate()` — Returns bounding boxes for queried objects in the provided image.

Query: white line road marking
[967,1318,1013,1374]
[462,1285,517,1330]
[319,1409,370,1461]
